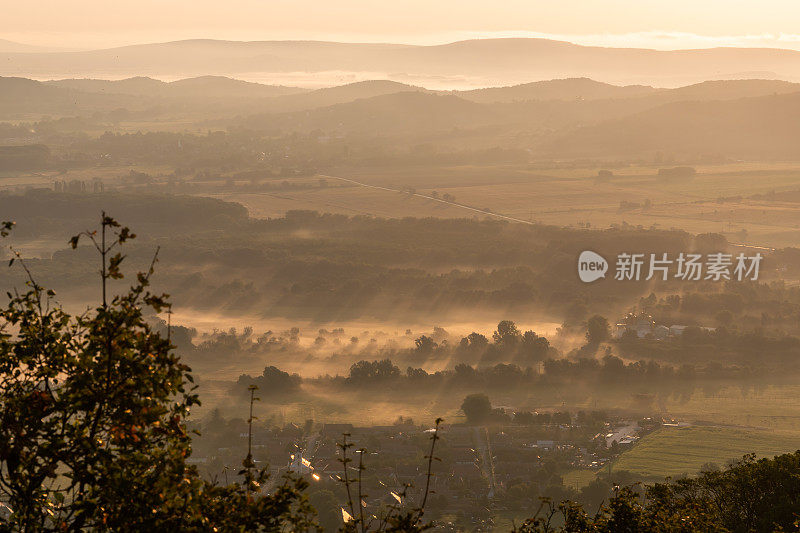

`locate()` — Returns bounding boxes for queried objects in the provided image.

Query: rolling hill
[544,90,800,159]
[0,38,57,53]
[458,78,657,103]
[46,75,304,99]
[5,38,800,87]
[0,76,143,117]
[6,72,800,162]
[0,75,307,118]
[242,91,501,136]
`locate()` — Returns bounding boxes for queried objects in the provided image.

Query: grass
[194,380,800,437]
[613,425,800,479]
[15,159,800,249]
[562,469,598,489]
[202,161,800,249]
[11,159,800,248]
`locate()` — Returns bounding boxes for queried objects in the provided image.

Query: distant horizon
[5,34,800,90]
[9,31,800,54]
[9,72,800,94]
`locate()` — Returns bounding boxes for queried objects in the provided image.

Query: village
[189,411,669,529]
[613,312,714,339]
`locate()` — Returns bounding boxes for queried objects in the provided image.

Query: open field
[202,161,800,249]
[613,425,800,478]
[563,469,599,490]
[652,384,800,433]
[0,165,173,189]
[9,160,800,248]
[191,373,800,437]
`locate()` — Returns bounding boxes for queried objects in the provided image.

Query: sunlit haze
[5,0,800,50]
[6,1,800,530]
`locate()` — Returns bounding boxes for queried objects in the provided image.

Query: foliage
[460,393,492,424]
[336,419,442,532]
[513,451,800,533]
[348,359,401,383]
[237,365,303,396]
[585,315,610,345]
[0,216,317,531]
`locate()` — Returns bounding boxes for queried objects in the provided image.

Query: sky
[4,0,800,50]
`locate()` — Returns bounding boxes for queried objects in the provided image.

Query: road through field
[320,175,783,251]
[320,174,536,225]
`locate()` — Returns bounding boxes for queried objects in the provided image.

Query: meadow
[205,161,800,249]
[10,159,800,250]
[612,425,800,478]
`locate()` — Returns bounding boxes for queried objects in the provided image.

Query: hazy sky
[5,0,800,50]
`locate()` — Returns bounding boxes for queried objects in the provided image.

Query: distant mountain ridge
[3,74,800,119]
[0,76,429,118]
[5,38,800,87]
[458,78,658,103]
[45,76,305,98]
[0,38,58,53]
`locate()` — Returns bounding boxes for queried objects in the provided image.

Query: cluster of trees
[237,366,303,396]
[16,195,800,350]
[634,282,800,338]
[5,197,711,323]
[0,188,248,239]
[338,351,770,390]
[232,348,777,406]
[217,313,800,401]
[514,452,800,532]
[617,323,800,368]
[402,320,555,364]
[183,319,558,376]
[459,393,607,429]
[68,129,340,172]
[0,145,50,171]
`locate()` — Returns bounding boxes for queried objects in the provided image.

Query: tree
[0,215,317,531]
[493,320,521,352]
[652,452,800,532]
[308,489,340,531]
[458,332,489,354]
[237,365,302,395]
[597,169,613,181]
[414,335,438,355]
[513,451,800,532]
[520,330,550,361]
[348,359,401,382]
[460,393,492,424]
[586,315,610,345]
[453,363,477,382]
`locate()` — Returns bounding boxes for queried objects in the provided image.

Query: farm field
[0,165,173,188]
[191,377,800,440]
[204,161,800,249]
[10,160,800,248]
[655,384,800,433]
[613,425,800,478]
[562,469,598,490]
